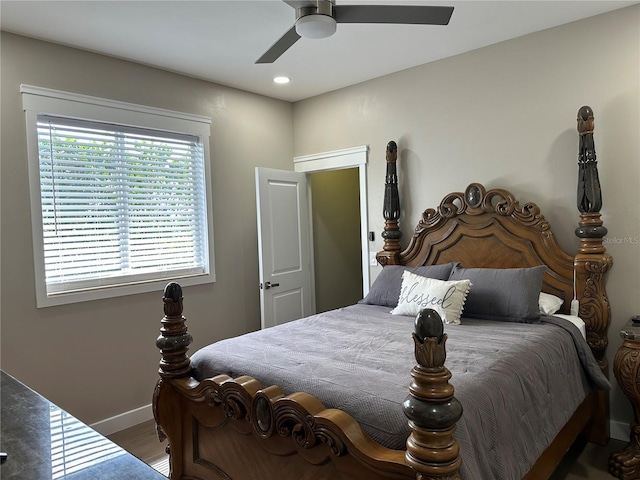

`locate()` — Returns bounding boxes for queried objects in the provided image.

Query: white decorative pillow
[539,292,564,315]
[391,270,471,325]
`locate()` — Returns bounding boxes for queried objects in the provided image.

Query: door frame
[293,145,370,296]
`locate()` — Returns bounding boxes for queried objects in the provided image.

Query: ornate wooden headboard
[387,183,575,310]
[376,106,612,372]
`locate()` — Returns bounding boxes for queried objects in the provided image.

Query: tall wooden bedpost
[378,140,402,266]
[403,309,463,480]
[574,106,613,447]
[153,282,193,477]
[574,106,613,374]
[156,282,193,380]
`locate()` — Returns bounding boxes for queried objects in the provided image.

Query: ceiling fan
[256,0,454,64]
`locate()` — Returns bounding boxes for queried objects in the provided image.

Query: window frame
[22,85,215,307]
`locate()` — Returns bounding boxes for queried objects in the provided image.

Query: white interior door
[256,168,314,329]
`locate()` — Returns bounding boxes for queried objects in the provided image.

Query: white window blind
[37,115,207,293]
[22,85,214,307]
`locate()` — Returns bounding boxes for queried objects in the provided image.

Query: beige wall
[0,32,294,424]
[293,5,640,435]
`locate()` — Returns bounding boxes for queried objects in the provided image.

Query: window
[22,85,214,307]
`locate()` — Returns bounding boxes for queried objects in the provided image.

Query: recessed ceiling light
[273,76,290,84]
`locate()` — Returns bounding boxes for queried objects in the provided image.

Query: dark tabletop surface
[0,370,166,480]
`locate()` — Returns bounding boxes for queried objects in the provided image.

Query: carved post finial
[378,141,402,266]
[575,106,607,254]
[156,282,193,379]
[577,105,602,215]
[386,140,398,163]
[403,309,462,479]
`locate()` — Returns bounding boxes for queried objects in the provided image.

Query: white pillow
[391,270,471,325]
[552,314,587,340]
[539,292,564,315]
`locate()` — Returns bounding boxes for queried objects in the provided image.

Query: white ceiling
[1,0,636,102]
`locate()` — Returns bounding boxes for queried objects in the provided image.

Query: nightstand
[609,317,640,479]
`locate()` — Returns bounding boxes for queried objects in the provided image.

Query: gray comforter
[191,304,609,480]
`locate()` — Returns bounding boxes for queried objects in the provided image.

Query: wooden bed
[153,106,612,480]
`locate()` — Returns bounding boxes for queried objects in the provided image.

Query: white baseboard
[90,404,154,436]
[610,419,630,443]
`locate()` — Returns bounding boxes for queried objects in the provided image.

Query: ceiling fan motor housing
[295,1,337,39]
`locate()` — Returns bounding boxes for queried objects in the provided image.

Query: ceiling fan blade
[256,25,301,64]
[334,5,454,25]
[282,0,315,8]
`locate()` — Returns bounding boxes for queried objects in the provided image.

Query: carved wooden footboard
[153,106,612,480]
[154,284,462,480]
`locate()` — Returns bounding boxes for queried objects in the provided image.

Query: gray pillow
[448,265,547,323]
[360,263,458,307]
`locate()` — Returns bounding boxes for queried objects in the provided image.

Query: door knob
[260,281,280,289]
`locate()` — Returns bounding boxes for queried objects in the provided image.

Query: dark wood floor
[108,420,625,479]
[550,436,624,480]
[108,420,169,477]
